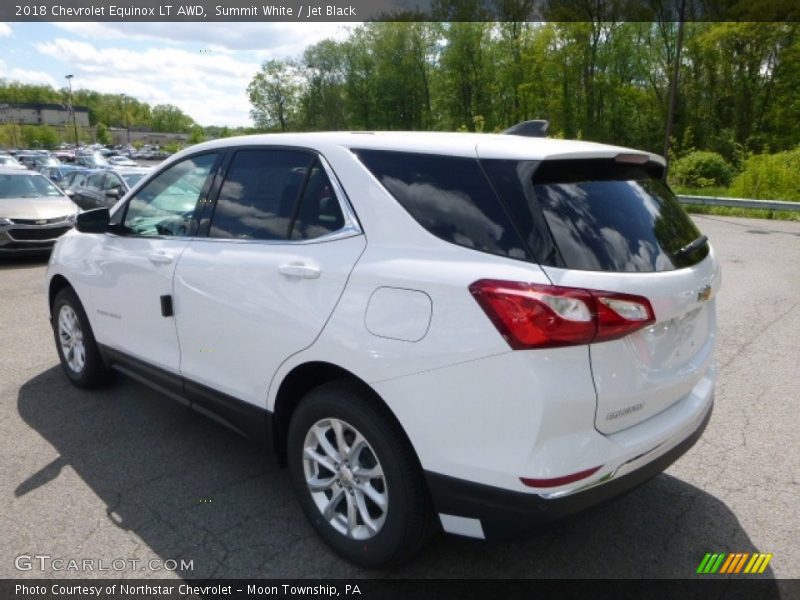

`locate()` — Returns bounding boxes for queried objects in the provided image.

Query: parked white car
[45,130,719,567]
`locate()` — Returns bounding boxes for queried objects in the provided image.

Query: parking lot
[0,214,798,581]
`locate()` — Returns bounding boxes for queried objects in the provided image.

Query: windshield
[0,156,21,166]
[81,153,110,167]
[0,174,65,199]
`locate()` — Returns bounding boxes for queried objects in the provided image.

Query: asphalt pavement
[0,215,798,582]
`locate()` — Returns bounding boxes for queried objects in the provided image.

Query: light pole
[65,74,79,150]
[121,93,131,147]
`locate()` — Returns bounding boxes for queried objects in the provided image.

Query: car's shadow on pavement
[17,366,776,582]
[0,255,50,270]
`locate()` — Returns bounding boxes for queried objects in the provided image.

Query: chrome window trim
[199,148,363,246]
[317,153,362,235]
[104,146,363,245]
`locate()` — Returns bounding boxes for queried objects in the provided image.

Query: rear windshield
[483,159,708,272]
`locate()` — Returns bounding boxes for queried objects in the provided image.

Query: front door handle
[278,263,321,279]
[148,251,174,265]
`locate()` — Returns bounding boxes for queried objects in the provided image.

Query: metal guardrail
[677,194,800,212]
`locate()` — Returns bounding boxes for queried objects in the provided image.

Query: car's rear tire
[52,287,110,388]
[287,380,435,568]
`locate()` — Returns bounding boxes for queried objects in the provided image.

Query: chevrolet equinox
[46,130,719,567]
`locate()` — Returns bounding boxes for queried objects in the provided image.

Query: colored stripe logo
[696,552,773,574]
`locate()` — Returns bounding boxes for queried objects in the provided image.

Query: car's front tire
[52,287,110,388]
[287,380,435,568]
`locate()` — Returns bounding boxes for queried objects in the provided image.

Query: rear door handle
[148,251,174,265]
[278,263,321,279]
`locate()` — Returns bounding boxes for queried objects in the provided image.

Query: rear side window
[290,159,345,241]
[86,173,105,190]
[210,149,314,241]
[483,159,708,272]
[354,149,529,260]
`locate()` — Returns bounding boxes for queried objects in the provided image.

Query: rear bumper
[426,401,712,540]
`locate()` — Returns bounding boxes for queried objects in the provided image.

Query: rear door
[481,156,720,434]
[173,148,365,408]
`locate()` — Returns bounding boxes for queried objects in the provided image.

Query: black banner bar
[3,0,800,22]
[2,579,797,600]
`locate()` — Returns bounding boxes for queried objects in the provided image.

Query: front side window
[103,174,123,191]
[65,172,86,188]
[85,173,105,190]
[209,149,315,241]
[123,153,218,237]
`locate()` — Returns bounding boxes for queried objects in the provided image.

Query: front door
[86,152,221,374]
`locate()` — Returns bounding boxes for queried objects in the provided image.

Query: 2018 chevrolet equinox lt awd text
[45,130,719,567]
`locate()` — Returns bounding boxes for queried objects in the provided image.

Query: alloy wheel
[58,304,86,374]
[302,418,388,540]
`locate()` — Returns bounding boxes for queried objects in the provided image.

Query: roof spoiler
[502,120,549,138]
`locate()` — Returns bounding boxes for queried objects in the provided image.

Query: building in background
[0,102,90,128]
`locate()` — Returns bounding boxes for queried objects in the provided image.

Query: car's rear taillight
[469,280,655,350]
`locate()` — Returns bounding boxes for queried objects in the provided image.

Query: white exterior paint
[46,130,718,506]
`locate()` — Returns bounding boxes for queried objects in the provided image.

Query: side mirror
[64,189,74,197]
[106,188,120,198]
[75,208,110,234]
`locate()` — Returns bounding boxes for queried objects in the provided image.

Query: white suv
[46,131,719,567]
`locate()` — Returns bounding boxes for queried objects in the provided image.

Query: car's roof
[175,131,665,164]
[0,167,41,175]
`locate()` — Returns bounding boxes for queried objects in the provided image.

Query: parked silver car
[0,168,79,255]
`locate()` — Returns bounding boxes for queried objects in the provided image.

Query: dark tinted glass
[520,159,706,272]
[291,159,345,240]
[480,159,561,265]
[210,149,314,241]
[354,150,528,260]
[536,179,704,271]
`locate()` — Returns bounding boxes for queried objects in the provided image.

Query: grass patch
[683,204,800,222]
[671,185,736,198]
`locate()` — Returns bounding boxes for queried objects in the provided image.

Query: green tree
[247,59,301,132]
[188,125,205,144]
[150,104,195,133]
[95,122,111,145]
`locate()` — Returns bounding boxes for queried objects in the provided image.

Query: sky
[0,22,357,127]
